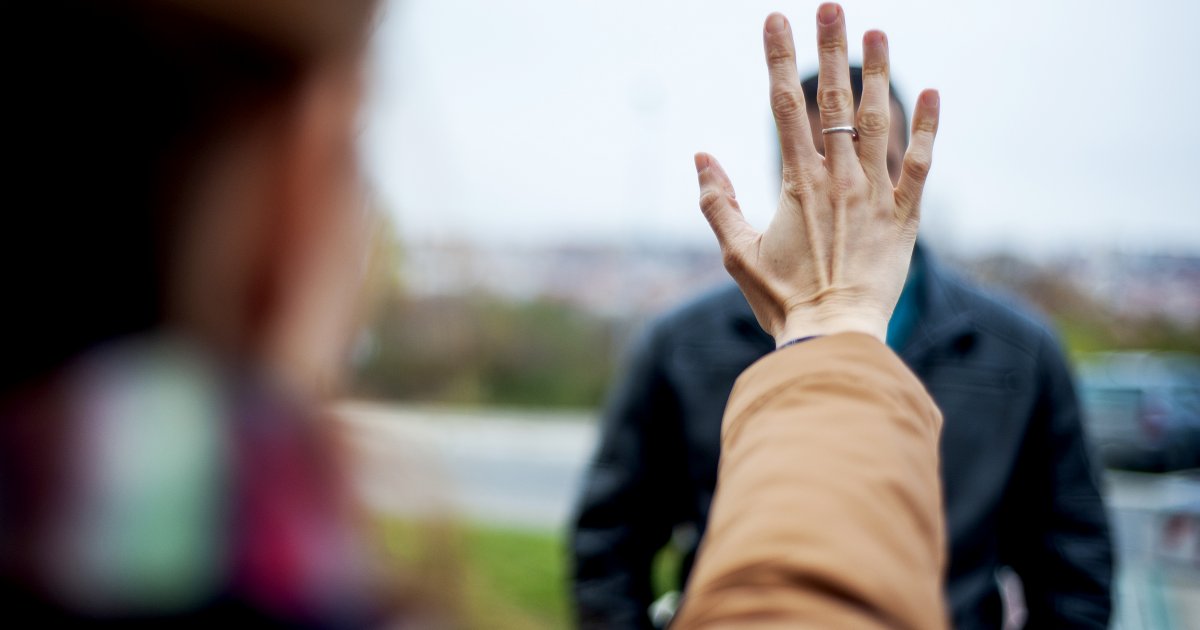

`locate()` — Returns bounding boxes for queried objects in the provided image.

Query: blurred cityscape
[400,239,1200,326]
[350,238,1199,407]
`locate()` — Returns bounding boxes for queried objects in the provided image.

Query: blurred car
[1105,469,1200,629]
[1079,352,1200,473]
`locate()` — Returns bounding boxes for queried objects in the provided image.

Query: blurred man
[571,68,1114,629]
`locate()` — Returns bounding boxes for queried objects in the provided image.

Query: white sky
[363,0,1200,256]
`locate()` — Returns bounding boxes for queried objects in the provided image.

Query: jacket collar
[898,246,977,366]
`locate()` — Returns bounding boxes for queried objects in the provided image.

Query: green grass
[652,543,684,600]
[382,520,570,629]
[380,519,688,629]
[460,525,571,629]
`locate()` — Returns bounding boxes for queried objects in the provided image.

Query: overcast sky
[363,0,1200,256]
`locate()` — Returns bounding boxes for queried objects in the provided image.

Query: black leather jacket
[570,251,1113,629]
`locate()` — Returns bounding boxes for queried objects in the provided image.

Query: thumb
[695,152,755,251]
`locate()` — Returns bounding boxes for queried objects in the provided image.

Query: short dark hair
[800,67,908,144]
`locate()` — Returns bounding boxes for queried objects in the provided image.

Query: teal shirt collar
[886,251,925,351]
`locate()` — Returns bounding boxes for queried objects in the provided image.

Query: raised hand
[695,3,940,346]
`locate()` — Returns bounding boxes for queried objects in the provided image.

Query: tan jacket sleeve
[673,333,947,629]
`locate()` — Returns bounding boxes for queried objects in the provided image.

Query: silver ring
[821,126,858,139]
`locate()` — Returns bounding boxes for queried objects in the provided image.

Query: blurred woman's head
[0,3,447,624]
[6,0,378,392]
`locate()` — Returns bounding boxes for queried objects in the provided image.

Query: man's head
[800,67,908,185]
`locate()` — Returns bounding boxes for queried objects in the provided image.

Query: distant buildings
[402,240,728,320]
[1066,253,1200,327]
[400,240,1200,327]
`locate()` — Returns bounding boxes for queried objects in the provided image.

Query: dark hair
[3,0,371,390]
[800,67,908,144]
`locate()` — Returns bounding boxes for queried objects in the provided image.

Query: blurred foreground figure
[573,71,1113,629]
[0,0,414,625]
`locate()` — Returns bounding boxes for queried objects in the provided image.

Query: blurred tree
[347,218,620,408]
[964,255,1200,356]
[350,294,618,408]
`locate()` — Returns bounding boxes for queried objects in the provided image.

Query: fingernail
[864,30,886,47]
[818,3,839,26]
[694,153,710,172]
[766,13,787,34]
[922,90,940,107]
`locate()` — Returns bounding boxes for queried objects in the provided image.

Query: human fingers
[814,3,857,173]
[857,30,892,188]
[763,12,821,178]
[695,152,756,262]
[893,89,940,222]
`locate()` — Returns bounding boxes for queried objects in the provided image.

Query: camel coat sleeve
[673,333,947,629]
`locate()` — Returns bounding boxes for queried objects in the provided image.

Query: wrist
[775,310,888,347]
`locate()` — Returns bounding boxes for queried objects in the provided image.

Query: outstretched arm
[675,334,946,629]
[675,4,946,628]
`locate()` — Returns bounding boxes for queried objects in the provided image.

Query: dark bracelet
[777,335,822,350]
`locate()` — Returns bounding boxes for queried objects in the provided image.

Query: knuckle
[862,59,888,77]
[856,107,890,136]
[698,189,725,215]
[721,248,745,273]
[817,87,853,116]
[782,175,816,200]
[903,154,932,181]
[770,88,805,121]
[914,115,938,135]
[765,43,793,65]
[818,35,846,57]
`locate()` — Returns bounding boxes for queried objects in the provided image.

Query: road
[335,402,596,529]
[335,402,1199,629]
